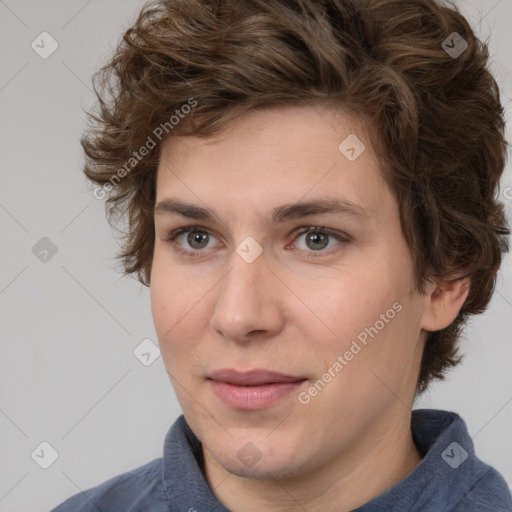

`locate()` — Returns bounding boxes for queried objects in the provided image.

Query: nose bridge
[222,231,268,293]
[221,239,267,313]
[210,240,280,341]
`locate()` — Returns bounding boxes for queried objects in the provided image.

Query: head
[82,0,509,480]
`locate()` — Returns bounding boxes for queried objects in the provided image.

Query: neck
[203,409,423,512]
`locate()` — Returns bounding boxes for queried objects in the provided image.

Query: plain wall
[0,1,511,510]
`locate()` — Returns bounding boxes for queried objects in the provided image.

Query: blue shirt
[51,409,512,511]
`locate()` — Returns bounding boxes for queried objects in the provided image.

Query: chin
[204,432,313,481]
[212,449,307,480]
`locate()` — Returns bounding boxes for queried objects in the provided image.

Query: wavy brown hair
[82,0,510,394]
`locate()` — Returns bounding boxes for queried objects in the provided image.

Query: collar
[161,409,499,511]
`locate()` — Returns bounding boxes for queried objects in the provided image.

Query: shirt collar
[162,409,483,511]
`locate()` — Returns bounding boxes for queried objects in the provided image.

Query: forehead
[154,105,393,226]
[160,104,373,162]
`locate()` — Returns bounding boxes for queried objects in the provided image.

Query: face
[151,105,430,480]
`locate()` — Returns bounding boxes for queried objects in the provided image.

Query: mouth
[207,369,307,410]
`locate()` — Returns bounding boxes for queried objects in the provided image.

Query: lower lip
[209,380,305,410]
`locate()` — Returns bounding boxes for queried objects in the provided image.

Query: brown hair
[82,0,510,394]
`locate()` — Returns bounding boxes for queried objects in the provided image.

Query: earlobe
[420,277,470,332]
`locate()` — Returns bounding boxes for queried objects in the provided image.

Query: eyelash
[164,225,351,260]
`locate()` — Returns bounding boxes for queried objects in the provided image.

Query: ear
[420,276,471,332]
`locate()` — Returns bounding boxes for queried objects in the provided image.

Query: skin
[150,105,470,512]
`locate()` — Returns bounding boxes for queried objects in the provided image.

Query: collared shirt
[51,409,512,511]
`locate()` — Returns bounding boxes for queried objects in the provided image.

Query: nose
[209,246,285,344]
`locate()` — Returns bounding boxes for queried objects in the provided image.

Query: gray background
[0,1,511,510]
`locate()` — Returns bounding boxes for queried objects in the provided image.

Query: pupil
[189,231,208,248]
[308,232,327,250]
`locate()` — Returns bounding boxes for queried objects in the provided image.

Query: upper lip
[208,369,305,386]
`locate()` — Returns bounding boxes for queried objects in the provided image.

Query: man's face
[151,105,429,479]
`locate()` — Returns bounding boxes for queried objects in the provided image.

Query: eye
[289,226,350,258]
[166,226,221,256]
[165,225,350,259]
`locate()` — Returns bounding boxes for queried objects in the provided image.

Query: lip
[208,369,307,410]
[209,369,304,386]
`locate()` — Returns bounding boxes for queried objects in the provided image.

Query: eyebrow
[154,197,372,226]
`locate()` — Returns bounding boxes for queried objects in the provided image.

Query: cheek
[300,272,392,341]
[299,265,417,374]
[151,268,192,349]
[150,266,214,374]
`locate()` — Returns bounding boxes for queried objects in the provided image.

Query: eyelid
[165,225,221,244]
[289,225,351,242]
